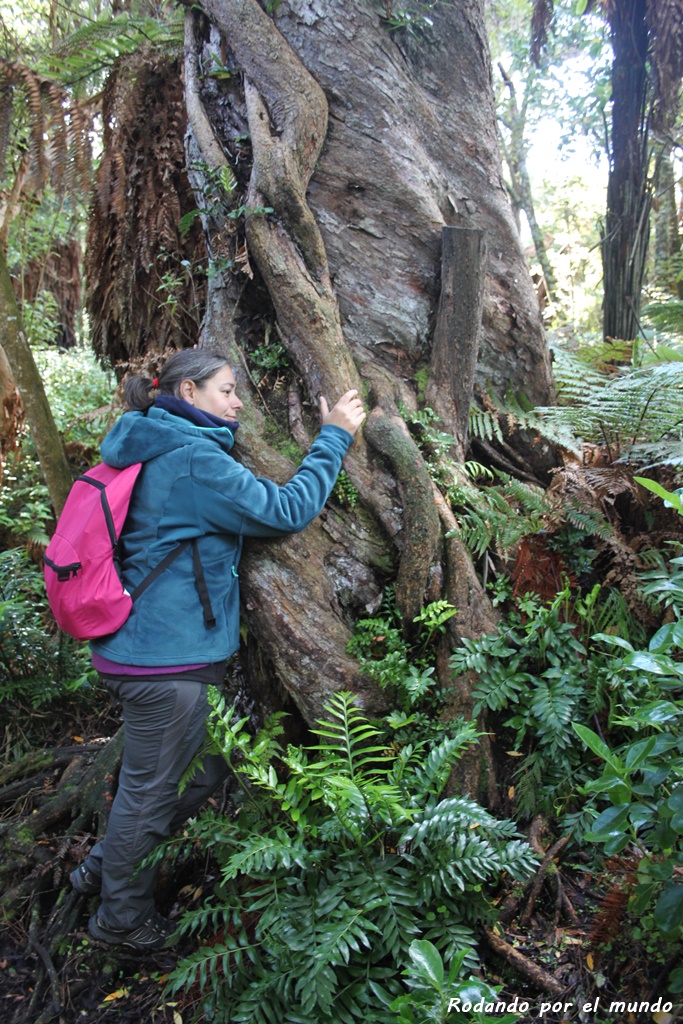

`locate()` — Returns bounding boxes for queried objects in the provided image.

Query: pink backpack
[44,463,212,640]
[44,463,144,639]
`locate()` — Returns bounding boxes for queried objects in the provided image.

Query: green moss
[413,364,430,404]
[263,420,305,464]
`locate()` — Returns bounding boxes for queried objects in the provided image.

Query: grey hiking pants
[84,676,229,930]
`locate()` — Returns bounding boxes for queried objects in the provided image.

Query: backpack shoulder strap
[130,539,216,629]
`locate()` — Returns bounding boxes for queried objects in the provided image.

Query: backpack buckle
[57,564,81,582]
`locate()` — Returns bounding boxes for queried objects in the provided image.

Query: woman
[70,349,365,950]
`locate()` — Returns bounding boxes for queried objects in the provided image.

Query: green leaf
[573,723,621,771]
[582,775,631,802]
[624,736,658,770]
[585,803,631,842]
[635,477,683,511]
[592,632,634,652]
[668,967,683,993]
[649,620,683,652]
[622,651,674,675]
[653,882,683,933]
[626,701,681,725]
[407,939,444,987]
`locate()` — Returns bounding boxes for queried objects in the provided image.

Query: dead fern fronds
[589,855,641,951]
[0,57,93,214]
[86,50,207,365]
[511,534,567,602]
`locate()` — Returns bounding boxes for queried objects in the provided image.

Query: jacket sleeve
[191,424,353,537]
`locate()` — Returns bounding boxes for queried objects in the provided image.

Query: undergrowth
[0,548,94,709]
[163,691,536,1022]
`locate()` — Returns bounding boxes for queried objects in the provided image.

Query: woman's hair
[124,350,230,411]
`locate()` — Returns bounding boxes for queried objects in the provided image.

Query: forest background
[0,1,683,1023]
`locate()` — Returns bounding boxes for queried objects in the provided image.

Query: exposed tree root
[0,730,123,914]
[520,834,571,927]
[364,397,440,628]
[484,927,566,996]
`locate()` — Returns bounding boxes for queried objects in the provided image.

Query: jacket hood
[100,406,235,469]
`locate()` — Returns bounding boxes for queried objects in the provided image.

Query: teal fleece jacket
[90,406,353,667]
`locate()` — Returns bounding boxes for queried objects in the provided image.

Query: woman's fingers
[321,389,366,435]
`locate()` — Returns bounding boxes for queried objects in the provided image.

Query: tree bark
[425,226,487,458]
[653,140,683,299]
[601,0,651,344]
[0,339,21,487]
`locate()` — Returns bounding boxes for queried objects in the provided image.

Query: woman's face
[181,365,244,421]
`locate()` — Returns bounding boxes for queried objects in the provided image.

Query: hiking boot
[88,911,175,951]
[70,863,101,896]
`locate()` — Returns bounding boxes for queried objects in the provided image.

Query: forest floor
[0,693,678,1024]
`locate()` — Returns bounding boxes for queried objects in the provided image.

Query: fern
[447,471,552,557]
[536,353,683,463]
[167,692,534,1021]
[408,726,479,799]
[642,298,683,335]
[470,662,529,714]
[42,12,183,86]
[311,691,392,780]
[0,550,94,707]
[562,497,615,540]
[638,548,683,618]
[468,406,504,443]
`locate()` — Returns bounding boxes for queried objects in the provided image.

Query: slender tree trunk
[497,64,560,311]
[602,0,651,344]
[0,341,21,487]
[653,140,683,298]
[0,248,72,516]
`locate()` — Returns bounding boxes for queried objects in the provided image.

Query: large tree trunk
[174,0,550,740]
[86,0,554,783]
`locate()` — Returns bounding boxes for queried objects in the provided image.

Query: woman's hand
[319,390,366,436]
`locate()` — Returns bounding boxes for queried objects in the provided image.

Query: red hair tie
[152,377,159,388]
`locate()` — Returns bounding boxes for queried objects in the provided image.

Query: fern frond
[471,662,529,714]
[563,498,615,540]
[43,12,183,86]
[402,796,501,845]
[408,726,479,799]
[337,857,421,959]
[468,406,503,443]
[643,299,683,335]
[536,354,683,462]
[312,691,392,780]
[220,829,310,880]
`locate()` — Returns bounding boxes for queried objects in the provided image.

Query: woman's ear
[179,378,195,403]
